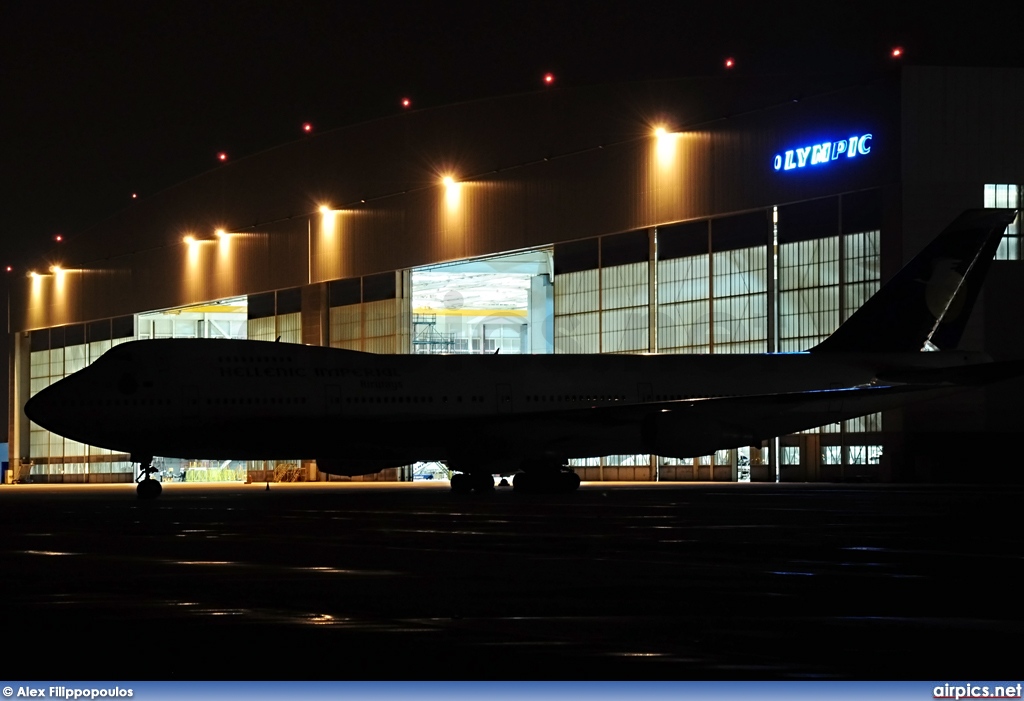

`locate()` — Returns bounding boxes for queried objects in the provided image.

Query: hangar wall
[10,73,900,333]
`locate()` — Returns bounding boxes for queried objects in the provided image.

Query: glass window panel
[554,269,600,314]
[657,253,711,353]
[247,316,275,342]
[554,311,599,353]
[601,262,648,310]
[848,445,867,464]
[822,445,842,464]
[986,185,1022,261]
[276,312,302,344]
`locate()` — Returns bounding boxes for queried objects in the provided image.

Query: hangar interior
[9,66,1024,485]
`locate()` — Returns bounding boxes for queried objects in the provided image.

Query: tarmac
[1,481,1020,680]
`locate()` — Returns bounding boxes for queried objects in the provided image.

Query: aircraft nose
[24,379,69,433]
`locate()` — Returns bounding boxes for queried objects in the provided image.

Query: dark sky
[3,0,1021,272]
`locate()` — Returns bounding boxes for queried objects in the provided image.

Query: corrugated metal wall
[11,73,901,332]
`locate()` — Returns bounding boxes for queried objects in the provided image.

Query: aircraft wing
[461,359,1024,460]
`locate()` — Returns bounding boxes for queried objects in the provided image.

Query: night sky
[1,1,1022,426]
[4,0,1022,269]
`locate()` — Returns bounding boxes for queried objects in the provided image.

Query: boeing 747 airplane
[25,209,1021,497]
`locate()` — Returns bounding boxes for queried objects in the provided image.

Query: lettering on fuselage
[219,366,307,378]
[314,367,400,379]
[360,380,403,390]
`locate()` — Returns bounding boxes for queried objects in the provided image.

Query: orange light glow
[183,235,196,244]
[543,72,555,85]
[54,234,63,242]
[655,128,680,166]
[891,47,903,58]
[320,207,339,240]
[724,57,735,69]
[303,122,313,133]
[401,98,411,108]
[218,152,228,162]
[442,176,461,211]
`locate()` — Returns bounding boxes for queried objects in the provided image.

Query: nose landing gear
[134,455,162,499]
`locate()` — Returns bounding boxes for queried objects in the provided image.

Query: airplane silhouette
[25,209,1021,498]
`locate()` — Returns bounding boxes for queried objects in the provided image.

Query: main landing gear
[134,455,162,499]
[450,472,495,494]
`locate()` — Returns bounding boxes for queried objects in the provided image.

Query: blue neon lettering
[774,132,873,172]
[810,143,831,164]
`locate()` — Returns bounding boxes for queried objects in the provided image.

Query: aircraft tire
[137,479,162,499]
[559,470,581,492]
[450,473,473,494]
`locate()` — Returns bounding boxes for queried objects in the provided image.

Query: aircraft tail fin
[810,209,1017,353]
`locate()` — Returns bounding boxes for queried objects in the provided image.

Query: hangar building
[8,65,1024,485]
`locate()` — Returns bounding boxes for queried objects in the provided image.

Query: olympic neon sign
[773,133,873,172]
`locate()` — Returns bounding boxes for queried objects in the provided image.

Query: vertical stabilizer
[811,209,1017,353]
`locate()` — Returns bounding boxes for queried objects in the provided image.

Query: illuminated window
[554,269,600,353]
[658,253,710,353]
[601,262,649,353]
[984,184,1021,260]
[822,445,843,465]
[842,230,880,321]
[779,236,839,351]
[711,245,768,354]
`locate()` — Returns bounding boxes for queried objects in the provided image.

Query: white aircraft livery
[25,209,1021,497]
